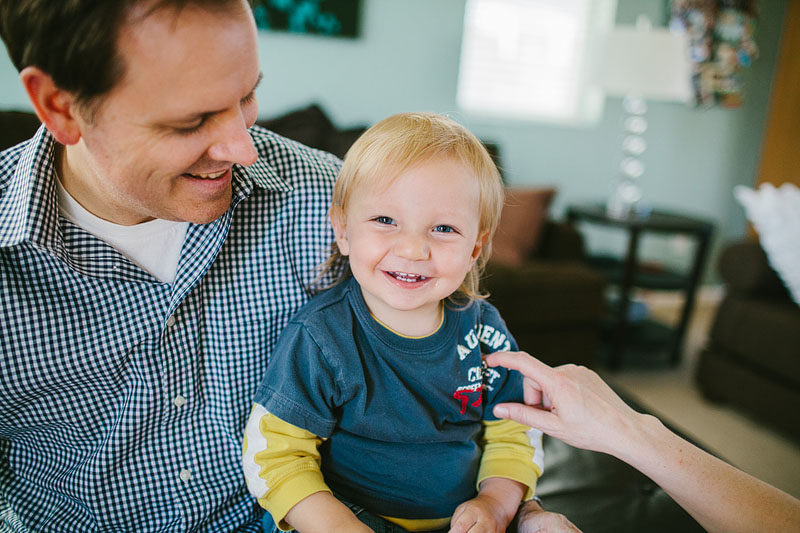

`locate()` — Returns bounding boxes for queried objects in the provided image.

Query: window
[457,0,616,126]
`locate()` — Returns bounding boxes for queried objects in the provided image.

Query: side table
[566,204,714,369]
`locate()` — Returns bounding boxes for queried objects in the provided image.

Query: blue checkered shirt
[0,125,340,532]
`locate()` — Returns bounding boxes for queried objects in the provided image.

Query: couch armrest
[718,240,789,298]
[534,220,586,261]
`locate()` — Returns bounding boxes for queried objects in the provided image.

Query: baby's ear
[471,230,490,262]
[329,207,350,256]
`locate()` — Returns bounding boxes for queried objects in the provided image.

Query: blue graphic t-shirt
[253,276,523,519]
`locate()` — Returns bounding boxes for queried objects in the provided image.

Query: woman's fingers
[493,402,560,433]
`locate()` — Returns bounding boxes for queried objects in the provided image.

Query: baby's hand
[448,493,509,533]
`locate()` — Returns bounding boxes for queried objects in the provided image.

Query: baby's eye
[434,225,455,233]
[374,216,394,225]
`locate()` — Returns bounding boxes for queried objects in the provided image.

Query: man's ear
[329,206,350,256]
[471,230,490,263]
[20,66,83,145]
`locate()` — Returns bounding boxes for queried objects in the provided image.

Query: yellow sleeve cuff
[478,419,542,500]
[259,470,332,531]
[477,458,539,500]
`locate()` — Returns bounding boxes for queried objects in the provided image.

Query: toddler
[243,112,543,532]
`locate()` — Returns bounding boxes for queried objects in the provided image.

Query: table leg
[610,227,641,369]
[669,229,712,365]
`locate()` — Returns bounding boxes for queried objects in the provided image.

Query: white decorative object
[734,183,800,307]
[597,15,692,219]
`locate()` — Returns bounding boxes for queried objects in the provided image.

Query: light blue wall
[0,0,788,279]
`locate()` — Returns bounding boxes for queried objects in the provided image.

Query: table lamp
[597,15,692,219]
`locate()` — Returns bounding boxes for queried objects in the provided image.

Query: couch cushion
[718,240,790,297]
[256,104,366,159]
[256,104,335,152]
[484,260,605,327]
[709,294,800,385]
[697,347,800,442]
[491,187,556,266]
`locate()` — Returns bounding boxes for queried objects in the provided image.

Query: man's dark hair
[0,0,245,113]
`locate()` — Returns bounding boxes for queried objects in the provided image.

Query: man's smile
[185,169,228,180]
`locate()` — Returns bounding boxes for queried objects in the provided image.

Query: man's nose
[394,231,430,261]
[207,110,258,166]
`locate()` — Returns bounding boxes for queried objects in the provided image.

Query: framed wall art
[252,0,362,38]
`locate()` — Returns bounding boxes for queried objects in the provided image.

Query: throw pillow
[734,183,800,307]
[491,187,557,266]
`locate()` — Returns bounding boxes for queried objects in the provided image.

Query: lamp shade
[597,18,692,102]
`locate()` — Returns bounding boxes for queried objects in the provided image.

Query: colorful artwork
[252,0,362,38]
[670,0,759,107]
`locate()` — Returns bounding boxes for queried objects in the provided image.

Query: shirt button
[173,395,187,408]
[166,315,176,327]
[179,469,192,482]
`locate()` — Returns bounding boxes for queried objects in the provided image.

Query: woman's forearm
[617,413,800,533]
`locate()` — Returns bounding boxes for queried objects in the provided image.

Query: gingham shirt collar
[0,125,292,252]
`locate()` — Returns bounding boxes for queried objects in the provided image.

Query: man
[1,1,337,530]
[0,1,572,530]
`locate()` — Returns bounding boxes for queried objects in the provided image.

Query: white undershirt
[56,179,189,284]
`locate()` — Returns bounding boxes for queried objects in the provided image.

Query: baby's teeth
[394,272,427,282]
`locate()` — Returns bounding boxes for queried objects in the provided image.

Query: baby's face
[332,156,486,335]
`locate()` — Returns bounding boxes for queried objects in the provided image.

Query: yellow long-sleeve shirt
[242,405,543,531]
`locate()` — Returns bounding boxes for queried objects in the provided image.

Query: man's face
[64,0,261,225]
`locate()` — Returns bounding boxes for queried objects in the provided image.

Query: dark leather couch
[484,223,607,368]
[697,239,800,442]
[0,106,704,531]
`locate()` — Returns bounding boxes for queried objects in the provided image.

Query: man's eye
[434,225,454,233]
[374,216,394,225]
[174,120,205,136]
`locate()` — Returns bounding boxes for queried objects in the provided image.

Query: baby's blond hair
[323,112,504,304]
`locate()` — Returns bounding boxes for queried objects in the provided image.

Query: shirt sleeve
[477,418,543,500]
[242,403,331,531]
[253,320,340,438]
[478,301,525,419]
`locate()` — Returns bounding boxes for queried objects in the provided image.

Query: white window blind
[457,0,616,125]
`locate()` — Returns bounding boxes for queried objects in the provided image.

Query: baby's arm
[242,405,370,532]
[450,419,541,532]
[449,477,526,532]
[285,492,371,533]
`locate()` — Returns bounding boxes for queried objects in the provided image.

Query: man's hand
[512,500,582,533]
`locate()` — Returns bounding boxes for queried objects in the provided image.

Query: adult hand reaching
[487,352,639,457]
[486,351,800,533]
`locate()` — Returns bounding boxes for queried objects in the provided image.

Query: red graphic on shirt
[453,384,483,414]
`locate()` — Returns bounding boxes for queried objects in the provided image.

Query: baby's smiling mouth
[388,271,429,283]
